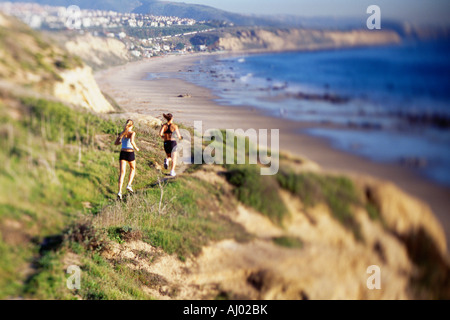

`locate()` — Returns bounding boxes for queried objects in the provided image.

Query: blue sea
[151,40,450,186]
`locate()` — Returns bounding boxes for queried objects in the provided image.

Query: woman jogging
[159,113,182,177]
[115,119,140,200]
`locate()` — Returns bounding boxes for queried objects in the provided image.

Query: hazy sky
[167,0,450,25]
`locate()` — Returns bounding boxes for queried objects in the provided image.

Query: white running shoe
[117,192,122,200]
[164,158,168,170]
[126,185,134,193]
[170,170,176,177]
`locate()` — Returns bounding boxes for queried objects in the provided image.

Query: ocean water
[148,40,450,186]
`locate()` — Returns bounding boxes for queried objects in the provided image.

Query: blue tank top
[121,137,133,150]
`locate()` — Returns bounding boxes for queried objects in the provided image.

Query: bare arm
[114,134,121,146]
[175,125,183,140]
[159,125,166,139]
[131,132,140,152]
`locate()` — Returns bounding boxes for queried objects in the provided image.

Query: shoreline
[95,52,450,249]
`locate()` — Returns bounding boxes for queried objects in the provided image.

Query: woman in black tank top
[159,113,183,177]
[164,123,174,138]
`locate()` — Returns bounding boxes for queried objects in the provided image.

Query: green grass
[2,92,448,300]
[22,171,251,298]
[80,252,154,300]
[272,236,303,249]
[0,15,83,84]
[21,97,118,144]
[0,94,379,298]
[95,176,251,261]
[366,203,382,221]
[0,96,125,298]
[225,164,288,225]
[23,249,75,300]
[188,128,260,166]
[0,236,36,298]
[0,94,254,298]
[24,245,154,300]
[277,170,363,241]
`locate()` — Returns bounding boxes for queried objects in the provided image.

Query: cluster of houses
[0,2,199,29]
[102,27,215,58]
[0,2,217,57]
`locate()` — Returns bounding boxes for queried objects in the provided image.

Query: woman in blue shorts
[115,119,140,200]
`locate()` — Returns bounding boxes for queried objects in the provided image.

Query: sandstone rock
[53,66,114,113]
[218,29,401,53]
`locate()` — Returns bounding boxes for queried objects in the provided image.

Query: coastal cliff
[49,32,135,71]
[0,13,114,113]
[53,66,115,113]
[94,160,448,300]
[216,28,402,53]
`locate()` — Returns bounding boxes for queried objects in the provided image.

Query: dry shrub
[65,222,108,252]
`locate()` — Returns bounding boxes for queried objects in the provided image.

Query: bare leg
[165,153,172,170]
[171,151,177,172]
[128,160,136,186]
[118,160,127,194]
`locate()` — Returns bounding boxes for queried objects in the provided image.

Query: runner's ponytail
[118,119,134,140]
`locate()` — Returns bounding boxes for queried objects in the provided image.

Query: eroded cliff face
[98,162,449,300]
[61,33,134,70]
[187,166,447,300]
[0,13,114,113]
[217,28,402,52]
[53,66,114,113]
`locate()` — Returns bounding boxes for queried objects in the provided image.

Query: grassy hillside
[0,12,115,114]
[0,13,83,87]
[0,11,448,300]
[0,92,114,297]
[133,0,277,26]
[0,91,253,298]
[1,87,449,299]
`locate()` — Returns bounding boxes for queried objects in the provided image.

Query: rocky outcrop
[0,13,115,114]
[184,168,447,300]
[61,33,134,70]
[98,165,449,300]
[360,177,447,255]
[217,28,402,53]
[53,66,114,113]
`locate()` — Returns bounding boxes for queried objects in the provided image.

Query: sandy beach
[95,53,450,249]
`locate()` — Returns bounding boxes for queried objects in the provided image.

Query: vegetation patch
[107,226,142,244]
[225,165,287,225]
[397,228,450,299]
[95,176,252,261]
[272,236,303,249]
[277,170,363,241]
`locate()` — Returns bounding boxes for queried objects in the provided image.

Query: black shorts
[164,140,177,155]
[119,151,135,162]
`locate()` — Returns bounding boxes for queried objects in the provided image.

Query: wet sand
[95,53,450,249]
